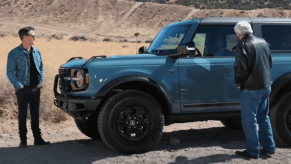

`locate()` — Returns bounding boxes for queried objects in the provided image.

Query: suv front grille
[59,68,70,75]
[58,68,72,92]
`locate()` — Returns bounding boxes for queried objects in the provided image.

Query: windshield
[147,23,192,53]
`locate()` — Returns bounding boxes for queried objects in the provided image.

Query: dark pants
[241,86,275,157]
[16,85,41,140]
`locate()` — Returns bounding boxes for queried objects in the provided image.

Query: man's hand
[32,86,40,92]
[236,84,241,90]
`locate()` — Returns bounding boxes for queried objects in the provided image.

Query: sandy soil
[0,37,150,70]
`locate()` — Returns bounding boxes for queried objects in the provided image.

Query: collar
[19,44,34,52]
[243,33,254,39]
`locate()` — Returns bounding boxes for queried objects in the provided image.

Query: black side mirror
[177,41,196,55]
[138,46,147,54]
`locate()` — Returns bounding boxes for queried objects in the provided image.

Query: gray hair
[234,21,253,36]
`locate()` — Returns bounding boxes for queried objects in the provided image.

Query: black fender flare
[270,73,291,103]
[96,75,172,110]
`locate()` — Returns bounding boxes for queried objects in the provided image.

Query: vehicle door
[179,25,241,113]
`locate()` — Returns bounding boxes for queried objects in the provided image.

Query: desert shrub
[0,73,18,119]
[69,36,88,41]
[0,66,68,123]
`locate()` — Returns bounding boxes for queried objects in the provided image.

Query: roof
[250,17,291,23]
[199,17,251,25]
[198,17,291,25]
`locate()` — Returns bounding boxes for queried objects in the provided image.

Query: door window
[193,26,238,57]
[262,25,291,51]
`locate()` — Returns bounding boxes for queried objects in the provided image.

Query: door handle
[226,72,233,77]
[169,69,174,74]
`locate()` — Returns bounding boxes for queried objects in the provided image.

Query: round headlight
[76,71,83,88]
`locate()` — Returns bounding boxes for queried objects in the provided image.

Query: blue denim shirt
[6,44,44,91]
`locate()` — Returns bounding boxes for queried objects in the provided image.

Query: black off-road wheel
[75,118,101,139]
[221,118,243,130]
[270,92,291,147]
[98,90,164,154]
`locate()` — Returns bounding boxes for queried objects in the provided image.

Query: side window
[193,33,206,55]
[193,26,238,57]
[262,25,291,51]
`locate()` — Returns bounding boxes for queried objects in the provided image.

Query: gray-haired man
[233,21,275,158]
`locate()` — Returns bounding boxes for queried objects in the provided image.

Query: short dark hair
[18,26,35,41]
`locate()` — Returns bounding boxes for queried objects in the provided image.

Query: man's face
[236,32,243,40]
[23,30,36,45]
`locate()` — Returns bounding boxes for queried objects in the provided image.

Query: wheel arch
[95,76,173,119]
[270,73,291,107]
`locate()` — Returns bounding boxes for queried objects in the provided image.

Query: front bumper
[53,74,101,119]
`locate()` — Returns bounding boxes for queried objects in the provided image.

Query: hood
[61,59,88,68]
[109,54,157,58]
[60,54,159,68]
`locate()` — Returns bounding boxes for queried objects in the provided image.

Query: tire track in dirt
[183,9,200,20]
[0,20,81,35]
[93,2,142,35]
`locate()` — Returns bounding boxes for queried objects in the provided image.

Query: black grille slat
[59,68,70,75]
[58,68,72,92]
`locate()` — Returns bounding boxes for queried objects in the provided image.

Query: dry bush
[0,73,18,119]
[0,66,69,123]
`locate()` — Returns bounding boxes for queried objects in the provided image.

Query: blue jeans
[241,86,275,157]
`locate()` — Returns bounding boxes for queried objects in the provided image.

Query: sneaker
[19,141,27,147]
[235,150,259,159]
[34,138,51,146]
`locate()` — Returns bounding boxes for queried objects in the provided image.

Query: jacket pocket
[15,57,26,69]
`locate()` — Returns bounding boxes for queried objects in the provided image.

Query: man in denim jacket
[6,27,50,147]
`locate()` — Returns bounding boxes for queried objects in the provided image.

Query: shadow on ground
[0,127,279,163]
[158,127,245,150]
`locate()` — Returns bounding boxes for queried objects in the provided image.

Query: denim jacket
[6,44,44,91]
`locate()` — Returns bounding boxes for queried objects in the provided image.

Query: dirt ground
[0,118,290,164]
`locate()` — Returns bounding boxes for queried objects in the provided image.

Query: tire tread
[270,92,291,146]
[98,90,164,153]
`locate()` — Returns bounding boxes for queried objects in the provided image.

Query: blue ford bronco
[54,17,291,154]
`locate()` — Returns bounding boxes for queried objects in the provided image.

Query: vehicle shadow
[158,126,286,150]
[167,151,273,164]
[0,127,282,163]
[158,126,246,151]
[0,139,119,164]
[160,127,245,149]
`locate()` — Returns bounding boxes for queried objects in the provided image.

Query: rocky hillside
[133,0,291,10]
[0,0,290,41]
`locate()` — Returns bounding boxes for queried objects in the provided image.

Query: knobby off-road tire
[98,90,164,154]
[75,118,101,139]
[270,92,291,147]
[221,118,243,130]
